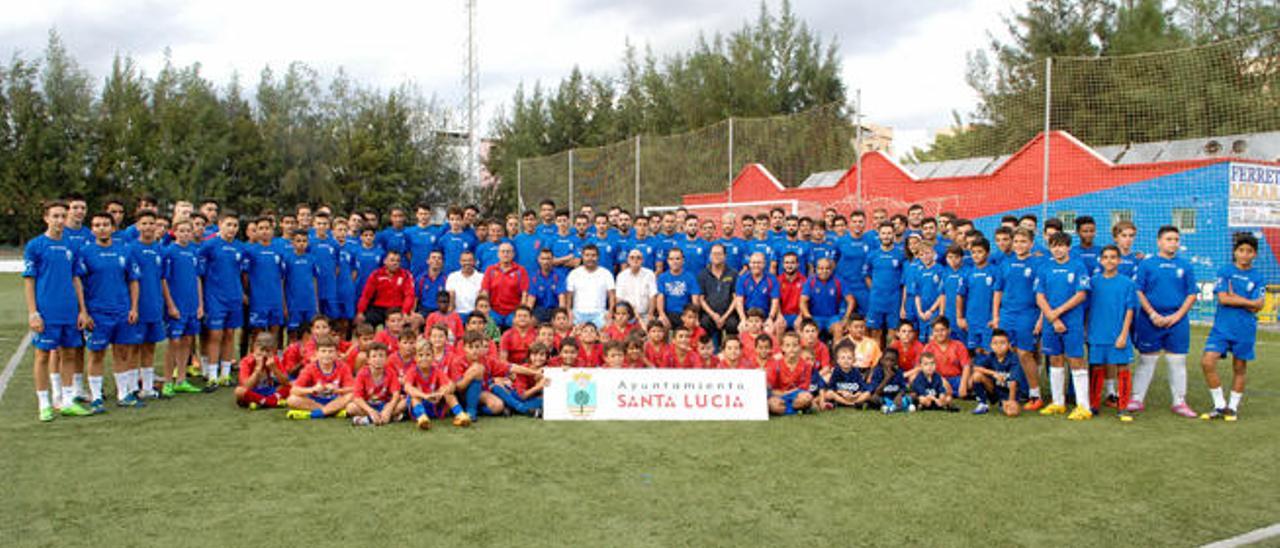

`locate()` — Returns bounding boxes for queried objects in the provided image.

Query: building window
[1056,211,1076,233]
[1173,208,1197,233]
[1111,209,1134,228]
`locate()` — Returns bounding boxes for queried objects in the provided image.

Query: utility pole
[466,0,480,198]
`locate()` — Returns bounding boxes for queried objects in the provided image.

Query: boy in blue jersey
[354,227,385,300]
[773,215,811,275]
[476,218,506,271]
[438,206,478,275]
[989,226,1013,267]
[549,209,579,278]
[283,230,321,341]
[331,217,358,337]
[1200,233,1265,421]
[745,218,777,274]
[415,250,448,319]
[992,228,1045,410]
[374,207,409,256]
[1131,226,1199,418]
[864,222,905,348]
[528,248,566,323]
[824,340,881,409]
[622,216,658,271]
[309,213,341,323]
[199,213,245,387]
[1070,216,1101,275]
[1034,232,1092,420]
[1112,220,1141,279]
[128,210,168,400]
[969,329,1022,416]
[513,211,544,275]
[807,222,837,275]
[800,258,852,340]
[24,201,93,420]
[78,212,143,411]
[835,212,871,317]
[589,214,621,273]
[405,203,440,276]
[910,245,945,341]
[536,199,558,237]
[941,246,968,343]
[717,213,745,274]
[160,220,205,397]
[655,248,702,329]
[1088,245,1137,420]
[242,216,287,346]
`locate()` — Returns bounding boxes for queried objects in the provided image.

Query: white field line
[0,332,32,402]
[1202,523,1280,548]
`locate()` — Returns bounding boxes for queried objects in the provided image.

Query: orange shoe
[1023,397,1044,412]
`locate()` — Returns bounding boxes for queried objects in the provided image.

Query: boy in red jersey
[890,322,925,372]
[623,336,646,368]
[643,323,672,368]
[576,322,604,367]
[403,340,466,430]
[373,310,405,355]
[286,335,354,420]
[668,325,703,368]
[535,323,559,356]
[550,337,581,367]
[798,319,831,370]
[424,292,464,344]
[236,333,289,409]
[448,331,506,421]
[919,317,971,397]
[348,342,405,426]
[698,338,717,368]
[499,306,538,365]
[718,337,750,369]
[766,331,814,415]
[602,340,627,368]
[494,342,549,417]
[345,323,378,372]
[603,302,639,342]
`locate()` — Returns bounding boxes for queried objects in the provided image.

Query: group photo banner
[542,368,769,421]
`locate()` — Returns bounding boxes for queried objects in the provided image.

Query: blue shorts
[129,321,167,345]
[86,312,141,351]
[490,311,515,330]
[848,288,869,316]
[999,310,1038,352]
[327,298,355,321]
[309,394,336,406]
[204,305,243,331]
[251,385,279,398]
[319,298,344,320]
[1204,326,1255,361]
[33,323,83,351]
[248,308,285,330]
[166,314,201,339]
[782,314,798,330]
[966,326,992,351]
[1088,343,1132,365]
[866,300,901,331]
[944,375,962,394]
[287,309,316,331]
[812,315,842,334]
[776,389,806,406]
[366,401,387,413]
[411,400,446,419]
[1134,313,1190,354]
[1041,324,1085,358]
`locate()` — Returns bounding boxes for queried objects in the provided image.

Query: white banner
[542,368,768,421]
[1229,163,1280,227]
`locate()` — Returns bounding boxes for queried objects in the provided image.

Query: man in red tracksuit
[356,250,416,327]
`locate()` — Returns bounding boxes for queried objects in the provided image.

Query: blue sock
[784,399,795,415]
[412,403,426,419]
[310,409,325,419]
[495,386,527,415]
[451,404,464,416]
[464,382,481,417]
[527,397,543,414]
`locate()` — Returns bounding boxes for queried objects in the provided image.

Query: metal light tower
[466,0,481,197]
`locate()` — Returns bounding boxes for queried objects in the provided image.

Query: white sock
[141,368,155,393]
[1133,354,1158,403]
[1209,387,1226,409]
[89,376,104,401]
[1071,368,1089,410]
[114,372,129,400]
[1049,367,1066,407]
[1166,354,1187,406]
[219,361,232,379]
[204,364,216,381]
[74,373,85,398]
[49,374,62,405]
[1229,391,1243,412]
[1029,387,1041,399]
[61,388,75,409]
[1104,378,1117,397]
[36,390,51,411]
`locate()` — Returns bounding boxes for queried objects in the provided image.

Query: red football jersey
[500,327,539,365]
[353,367,401,404]
[923,339,970,378]
[804,341,831,370]
[643,341,672,368]
[778,272,807,315]
[374,331,400,355]
[766,356,813,392]
[603,322,638,342]
[425,312,465,343]
[294,361,354,396]
[668,347,704,369]
[238,354,286,390]
[891,339,926,371]
[577,343,603,368]
[403,363,449,395]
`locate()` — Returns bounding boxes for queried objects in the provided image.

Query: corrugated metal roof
[796,169,845,189]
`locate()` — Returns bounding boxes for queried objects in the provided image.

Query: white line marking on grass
[0,333,32,402]
[1203,523,1280,548]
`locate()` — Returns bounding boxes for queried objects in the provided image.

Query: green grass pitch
[1,273,1277,547]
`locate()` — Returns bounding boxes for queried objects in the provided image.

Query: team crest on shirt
[1067,272,1075,283]
[117,256,126,268]
[1176,268,1184,278]
[1023,267,1032,277]
[64,249,73,261]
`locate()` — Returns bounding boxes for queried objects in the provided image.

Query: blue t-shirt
[63,225,92,250]
[808,240,837,273]
[961,263,1001,328]
[1212,264,1264,336]
[476,240,504,272]
[656,270,702,316]
[283,252,320,313]
[1135,255,1197,313]
[772,237,811,274]
[1071,244,1101,277]
[996,254,1041,315]
[911,372,946,397]
[438,230,478,275]
[405,225,439,277]
[974,352,1020,378]
[834,234,869,293]
[309,235,340,301]
[653,234,681,270]
[942,265,968,323]
[512,232,544,275]
[354,245,385,299]
[415,270,448,313]
[1117,252,1140,280]
[1087,272,1137,345]
[745,239,776,272]
[716,237,746,273]
[199,237,245,309]
[548,232,579,278]
[130,241,166,323]
[23,234,81,324]
[587,233,620,273]
[162,242,203,316]
[336,240,358,303]
[76,240,140,315]
[242,243,285,311]
[830,366,878,393]
[375,227,409,256]
[678,237,711,276]
[865,246,905,307]
[735,273,780,312]
[621,236,658,271]
[1034,258,1091,327]
[910,263,945,316]
[529,269,565,310]
[802,276,843,317]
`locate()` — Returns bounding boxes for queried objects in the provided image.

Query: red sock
[263,394,279,407]
[1089,367,1104,410]
[1117,369,1132,410]
[239,391,267,407]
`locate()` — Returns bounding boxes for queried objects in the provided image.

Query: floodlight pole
[516,158,523,211]
[727,117,735,203]
[855,89,863,208]
[466,0,481,198]
[634,135,641,212]
[1041,57,1052,222]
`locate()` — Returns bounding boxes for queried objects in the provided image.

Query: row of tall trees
[483,0,847,211]
[0,32,463,244]
[910,0,1280,162]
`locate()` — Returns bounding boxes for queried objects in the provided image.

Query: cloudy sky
[1,0,1022,157]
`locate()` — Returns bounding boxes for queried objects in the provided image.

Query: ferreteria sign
[1229,162,1280,227]
[542,368,768,421]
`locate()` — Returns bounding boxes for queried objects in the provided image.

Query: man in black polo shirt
[697,243,740,349]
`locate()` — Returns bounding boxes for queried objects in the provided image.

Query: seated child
[347,342,406,426]
[909,352,957,412]
[495,342,550,417]
[604,302,640,342]
[402,339,467,430]
[623,334,646,368]
[643,323,672,368]
[969,329,1023,416]
[286,334,355,420]
[424,292,464,344]
[236,332,290,409]
[716,337,751,369]
[766,331,815,415]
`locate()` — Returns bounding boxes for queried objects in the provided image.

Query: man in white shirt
[565,244,616,328]
[446,250,483,316]
[615,248,657,328]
